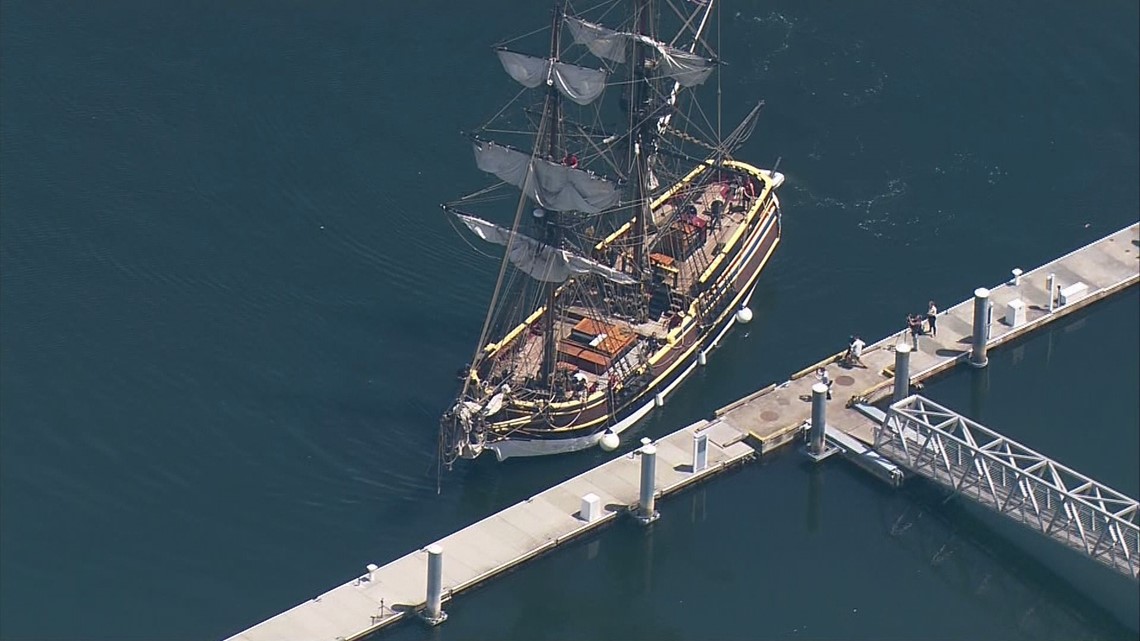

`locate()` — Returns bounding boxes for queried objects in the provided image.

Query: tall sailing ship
[440,0,784,465]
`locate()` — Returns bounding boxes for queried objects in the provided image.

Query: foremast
[540,1,565,386]
[628,0,654,282]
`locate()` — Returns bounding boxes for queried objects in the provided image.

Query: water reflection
[689,487,707,524]
[877,486,1137,640]
[636,523,657,597]
[969,364,990,420]
[806,465,823,534]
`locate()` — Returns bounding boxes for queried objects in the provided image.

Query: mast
[630,0,654,276]
[540,1,564,385]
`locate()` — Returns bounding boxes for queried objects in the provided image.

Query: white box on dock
[1059,282,1088,305]
[1006,299,1027,327]
[580,493,601,522]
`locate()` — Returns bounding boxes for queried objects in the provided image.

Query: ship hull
[485,189,782,460]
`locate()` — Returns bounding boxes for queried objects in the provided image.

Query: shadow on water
[881,481,1139,639]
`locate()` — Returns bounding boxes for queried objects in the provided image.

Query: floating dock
[718,222,1139,450]
[226,420,755,640]
[225,222,1138,641]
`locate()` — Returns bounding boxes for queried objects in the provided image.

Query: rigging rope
[662,126,719,152]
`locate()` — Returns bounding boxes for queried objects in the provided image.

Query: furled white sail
[497,50,549,88]
[551,61,607,105]
[496,50,608,106]
[454,213,637,285]
[565,16,715,87]
[472,141,621,213]
[657,47,714,87]
[565,17,628,63]
[473,140,531,187]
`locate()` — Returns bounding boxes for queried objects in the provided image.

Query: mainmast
[540,1,564,385]
[629,0,655,277]
[459,0,716,385]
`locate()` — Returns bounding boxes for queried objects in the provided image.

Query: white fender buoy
[599,431,620,452]
[735,306,754,324]
[698,350,707,366]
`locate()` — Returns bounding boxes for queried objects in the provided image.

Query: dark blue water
[1,1,1136,639]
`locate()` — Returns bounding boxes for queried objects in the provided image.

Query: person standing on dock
[844,335,866,367]
[927,300,938,336]
[817,368,833,400]
[907,314,922,349]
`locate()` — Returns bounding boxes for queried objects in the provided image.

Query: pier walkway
[879,395,1139,579]
[226,420,755,641]
[224,223,1138,641]
[718,222,1139,451]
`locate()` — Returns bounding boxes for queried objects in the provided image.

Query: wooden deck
[648,180,757,292]
[224,222,1138,641]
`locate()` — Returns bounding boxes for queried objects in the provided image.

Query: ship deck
[646,178,758,293]
[478,169,776,411]
[490,315,651,396]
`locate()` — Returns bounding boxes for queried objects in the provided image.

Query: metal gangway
[873,395,1139,580]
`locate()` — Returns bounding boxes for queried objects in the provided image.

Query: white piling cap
[427,544,443,555]
[896,343,912,353]
[974,287,990,298]
[811,382,829,394]
[641,444,657,456]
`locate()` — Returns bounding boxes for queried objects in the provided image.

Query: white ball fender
[735,306,754,324]
[599,431,620,452]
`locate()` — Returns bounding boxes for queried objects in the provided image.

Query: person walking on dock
[927,301,938,336]
[843,335,866,367]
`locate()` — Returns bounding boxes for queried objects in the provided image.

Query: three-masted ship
[440,0,784,465]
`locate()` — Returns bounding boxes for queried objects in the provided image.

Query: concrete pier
[715,222,1138,451]
[225,420,754,640]
[225,222,1138,641]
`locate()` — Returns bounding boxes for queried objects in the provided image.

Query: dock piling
[1047,273,1056,312]
[970,287,991,368]
[693,432,708,472]
[892,344,912,405]
[1011,268,1023,286]
[636,444,659,524]
[423,544,446,625]
[805,383,839,461]
[810,383,827,455]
